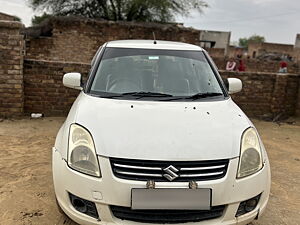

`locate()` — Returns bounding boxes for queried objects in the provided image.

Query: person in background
[237,59,246,72]
[279,60,288,73]
[226,58,236,71]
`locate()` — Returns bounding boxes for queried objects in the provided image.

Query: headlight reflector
[237,128,263,178]
[68,124,101,177]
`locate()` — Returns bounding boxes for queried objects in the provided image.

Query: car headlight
[237,127,263,178]
[68,124,101,177]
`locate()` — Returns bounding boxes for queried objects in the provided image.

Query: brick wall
[227,46,244,58]
[0,20,24,117]
[220,71,300,118]
[0,16,299,118]
[294,48,300,63]
[297,83,300,116]
[24,17,201,63]
[23,59,90,116]
[22,16,300,72]
[206,48,225,58]
[248,42,294,59]
[213,58,299,74]
[0,12,17,21]
[279,75,300,116]
[22,59,300,118]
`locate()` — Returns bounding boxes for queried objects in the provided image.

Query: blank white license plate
[131,188,211,210]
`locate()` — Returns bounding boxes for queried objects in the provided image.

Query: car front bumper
[52,147,270,225]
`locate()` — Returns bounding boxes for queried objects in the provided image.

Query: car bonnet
[74,93,250,161]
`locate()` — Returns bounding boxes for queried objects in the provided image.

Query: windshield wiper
[94,93,123,99]
[184,92,223,100]
[121,91,173,97]
[95,91,222,100]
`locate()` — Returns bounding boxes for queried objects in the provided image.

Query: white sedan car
[53,40,270,225]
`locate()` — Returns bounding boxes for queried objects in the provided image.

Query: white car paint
[227,78,242,94]
[106,40,203,50]
[73,93,249,160]
[63,72,83,90]
[53,40,270,225]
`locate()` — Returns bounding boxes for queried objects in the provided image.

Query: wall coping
[23,16,200,39]
[0,20,24,29]
[219,70,300,77]
[24,59,91,66]
[34,16,198,31]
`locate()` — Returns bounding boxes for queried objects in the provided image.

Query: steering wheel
[107,78,141,93]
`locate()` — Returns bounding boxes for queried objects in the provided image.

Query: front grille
[110,205,225,223]
[110,158,229,182]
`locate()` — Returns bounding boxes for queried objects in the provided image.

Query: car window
[90,47,223,99]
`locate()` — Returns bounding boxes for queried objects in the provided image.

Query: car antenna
[152,32,157,44]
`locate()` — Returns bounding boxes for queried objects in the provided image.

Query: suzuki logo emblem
[163,165,179,181]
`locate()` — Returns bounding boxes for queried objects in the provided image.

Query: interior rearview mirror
[227,78,242,94]
[63,73,82,90]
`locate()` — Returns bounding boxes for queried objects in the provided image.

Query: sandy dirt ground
[0,117,299,225]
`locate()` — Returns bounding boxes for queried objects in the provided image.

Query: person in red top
[237,59,246,72]
[279,61,288,73]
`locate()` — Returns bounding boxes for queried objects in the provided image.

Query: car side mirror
[63,73,82,90]
[227,78,242,94]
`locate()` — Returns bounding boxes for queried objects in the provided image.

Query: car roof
[106,40,203,51]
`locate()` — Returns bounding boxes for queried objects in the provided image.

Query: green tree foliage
[31,12,52,25]
[28,0,208,22]
[239,34,265,48]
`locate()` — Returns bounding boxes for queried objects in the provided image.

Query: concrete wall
[0,20,24,117]
[199,30,230,55]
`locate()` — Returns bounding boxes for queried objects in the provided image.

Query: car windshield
[89,47,224,100]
